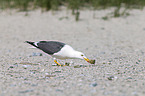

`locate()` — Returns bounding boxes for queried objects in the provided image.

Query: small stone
[45,75,56,78]
[56,89,63,92]
[24,77,28,80]
[108,76,114,80]
[10,84,16,87]
[100,52,105,54]
[132,91,138,96]
[138,60,141,62]
[80,65,87,67]
[55,71,61,73]
[19,62,39,65]
[52,64,58,66]
[19,89,33,93]
[108,62,111,64]
[31,52,43,56]
[114,57,118,59]
[74,65,81,68]
[30,72,35,74]
[65,62,70,66]
[103,62,106,64]
[22,65,31,69]
[126,77,132,79]
[9,66,14,68]
[31,84,38,86]
[90,82,98,87]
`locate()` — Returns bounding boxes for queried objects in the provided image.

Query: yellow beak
[84,58,90,62]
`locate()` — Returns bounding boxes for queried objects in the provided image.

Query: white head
[73,51,90,62]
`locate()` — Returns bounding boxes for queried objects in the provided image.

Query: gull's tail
[25,41,38,48]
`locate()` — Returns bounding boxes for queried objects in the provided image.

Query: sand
[0,8,145,96]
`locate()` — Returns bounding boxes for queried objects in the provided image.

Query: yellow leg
[54,60,65,66]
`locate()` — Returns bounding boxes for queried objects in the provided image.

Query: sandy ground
[0,8,145,96]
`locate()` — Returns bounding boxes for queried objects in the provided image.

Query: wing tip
[25,41,38,48]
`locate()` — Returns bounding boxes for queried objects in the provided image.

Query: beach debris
[65,61,74,66]
[65,62,70,66]
[89,59,95,64]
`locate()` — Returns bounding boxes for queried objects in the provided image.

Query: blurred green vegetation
[0,0,145,20]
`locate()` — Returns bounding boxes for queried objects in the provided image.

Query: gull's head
[73,51,90,63]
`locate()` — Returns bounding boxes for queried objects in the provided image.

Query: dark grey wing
[37,41,65,55]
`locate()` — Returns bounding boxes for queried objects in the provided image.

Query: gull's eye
[81,54,84,56]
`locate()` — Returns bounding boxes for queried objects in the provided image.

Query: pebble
[138,60,141,62]
[31,84,38,87]
[10,84,16,87]
[31,52,42,56]
[9,66,14,68]
[74,65,81,68]
[23,77,28,80]
[65,62,70,66]
[30,71,35,74]
[45,75,56,78]
[56,89,63,92]
[100,52,105,54]
[126,77,132,79]
[22,65,31,69]
[132,91,138,96]
[74,65,87,68]
[19,89,33,93]
[55,71,61,73]
[90,82,98,87]
[108,76,116,80]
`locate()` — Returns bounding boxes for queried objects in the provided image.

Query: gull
[25,41,91,66]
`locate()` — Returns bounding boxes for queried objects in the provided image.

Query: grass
[0,0,145,20]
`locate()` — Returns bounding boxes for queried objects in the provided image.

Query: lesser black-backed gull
[26,41,92,66]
